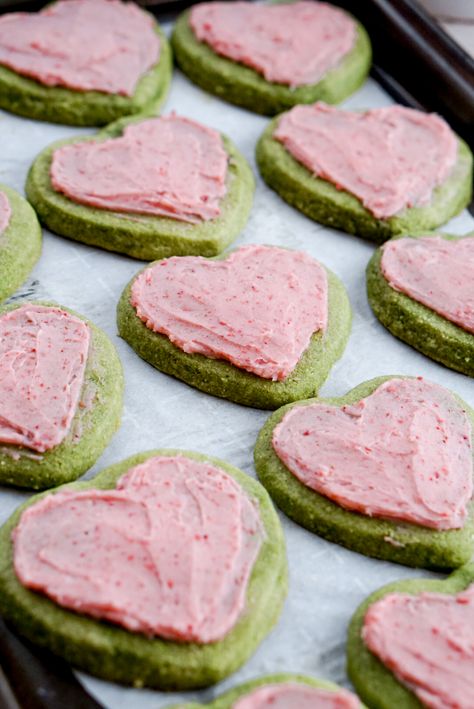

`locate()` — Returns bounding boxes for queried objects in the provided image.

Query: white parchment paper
[1,36,473,709]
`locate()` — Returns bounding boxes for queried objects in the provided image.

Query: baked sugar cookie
[367,232,474,376]
[0,450,287,689]
[256,103,472,242]
[255,376,474,568]
[0,0,171,126]
[117,245,351,409]
[0,184,41,303]
[172,1,371,115]
[0,301,123,489]
[26,114,254,260]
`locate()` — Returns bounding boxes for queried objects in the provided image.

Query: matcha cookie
[256,104,473,243]
[167,674,364,708]
[0,184,42,303]
[26,114,254,260]
[0,301,123,489]
[0,0,172,126]
[367,232,474,376]
[171,2,371,115]
[117,245,351,409]
[254,376,474,569]
[347,563,474,709]
[0,450,287,689]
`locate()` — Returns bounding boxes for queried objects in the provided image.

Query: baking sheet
[1,42,474,709]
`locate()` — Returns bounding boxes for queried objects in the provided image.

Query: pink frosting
[0,190,11,234]
[190,1,355,88]
[13,455,264,643]
[272,378,473,529]
[0,0,159,96]
[274,103,458,219]
[382,235,474,334]
[50,115,228,223]
[232,683,360,708]
[130,245,328,381]
[363,585,474,709]
[0,305,90,453]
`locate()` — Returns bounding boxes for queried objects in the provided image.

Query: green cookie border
[367,232,474,377]
[254,375,474,569]
[0,184,42,303]
[347,562,474,709]
[25,117,255,261]
[0,300,124,490]
[167,673,366,708]
[0,17,172,126]
[171,8,372,116]
[116,250,352,410]
[0,449,288,690]
[256,117,473,243]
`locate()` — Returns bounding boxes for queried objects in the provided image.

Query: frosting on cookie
[50,115,228,223]
[13,455,264,643]
[381,235,474,334]
[272,378,472,529]
[232,682,360,708]
[0,190,11,234]
[130,245,328,381]
[0,305,90,452]
[273,103,457,219]
[0,0,159,96]
[363,586,474,709]
[190,1,355,88]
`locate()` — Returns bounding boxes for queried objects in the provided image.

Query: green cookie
[0,19,172,126]
[256,119,473,243]
[0,450,287,690]
[0,301,123,490]
[116,252,351,410]
[171,8,371,116]
[254,376,474,569]
[367,232,474,376]
[25,116,255,261]
[347,562,474,709]
[166,673,365,708]
[0,184,42,303]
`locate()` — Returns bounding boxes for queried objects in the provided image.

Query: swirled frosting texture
[0,305,90,452]
[190,1,355,88]
[0,191,11,234]
[273,103,458,219]
[13,455,264,643]
[233,683,360,708]
[272,378,473,529]
[363,586,474,709]
[130,245,328,381]
[382,235,474,334]
[50,115,228,223]
[0,0,159,96]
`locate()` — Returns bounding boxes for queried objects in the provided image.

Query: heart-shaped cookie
[348,562,474,709]
[254,376,474,568]
[368,232,474,377]
[118,245,351,408]
[0,450,287,689]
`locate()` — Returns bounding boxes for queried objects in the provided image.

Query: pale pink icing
[50,115,228,223]
[0,190,11,234]
[190,1,355,88]
[274,103,458,219]
[0,0,159,96]
[13,455,264,643]
[0,305,90,453]
[130,245,328,381]
[363,585,474,709]
[272,378,473,529]
[382,235,474,334]
[232,683,360,708]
